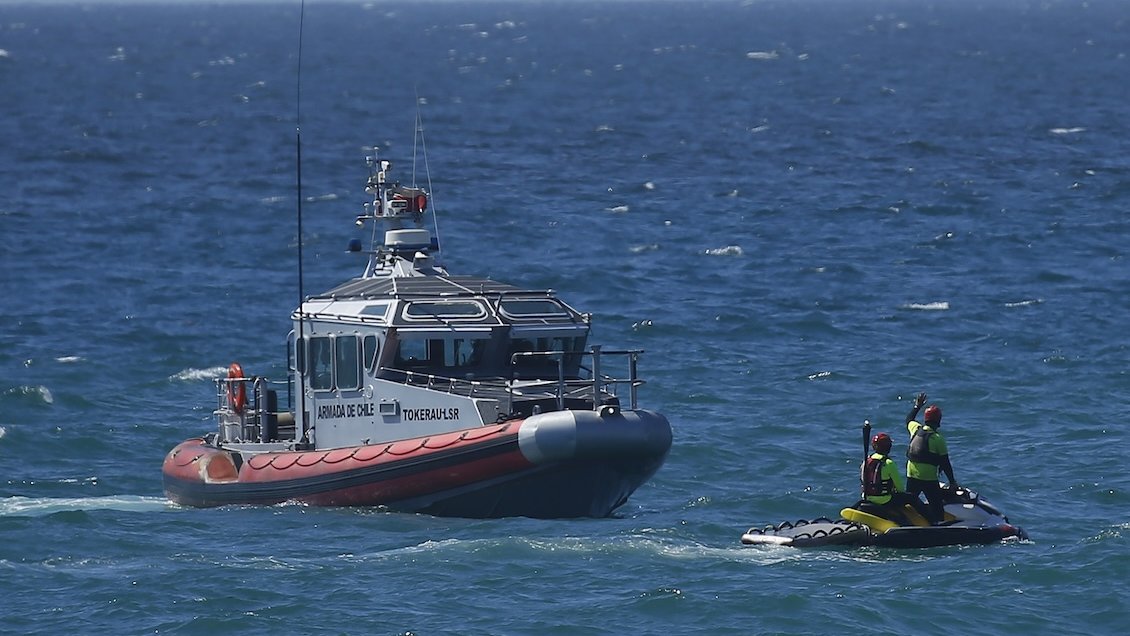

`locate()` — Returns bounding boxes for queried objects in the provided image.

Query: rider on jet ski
[862,432,932,524]
[905,392,959,524]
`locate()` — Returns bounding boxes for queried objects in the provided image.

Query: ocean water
[2,0,1129,633]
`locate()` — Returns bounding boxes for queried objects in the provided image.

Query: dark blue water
[3,1,1129,633]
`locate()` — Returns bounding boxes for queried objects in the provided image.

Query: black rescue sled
[740,517,870,548]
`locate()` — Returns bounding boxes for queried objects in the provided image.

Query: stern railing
[378,347,646,415]
[214,375,294,443]
[506,346,645,413]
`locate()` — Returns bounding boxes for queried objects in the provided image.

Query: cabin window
[361,303,391,320]
[556,336,585,355]
[499,299,571,319]
[508,335,587,376]
[336,335,360,390]
[290,332,301,373]
[405,301,486,320]
[509,336,584,357]
[363,335,379,373]
[309,336,334,391]
[395,338,430,367]
[444,338,487,368]
[393,337,487,373]
[308,335,363,391]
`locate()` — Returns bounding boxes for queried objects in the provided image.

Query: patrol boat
[162,152,672,517]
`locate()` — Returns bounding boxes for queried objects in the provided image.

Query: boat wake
[168,366,228,382]
[0,495,171,517]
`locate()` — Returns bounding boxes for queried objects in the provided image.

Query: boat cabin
[210,156,643,452]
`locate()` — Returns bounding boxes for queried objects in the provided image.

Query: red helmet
[871,433,892,454]
[924,404,942,425]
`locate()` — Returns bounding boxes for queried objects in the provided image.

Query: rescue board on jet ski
[840,507,900,533]
[740,517,869,547]
[840,504,936,531]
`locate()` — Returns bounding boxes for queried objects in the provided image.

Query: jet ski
[840,484,1028,548]
[741,485,1027,549]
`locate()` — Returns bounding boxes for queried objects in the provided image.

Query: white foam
[705,245,743,256]
[904,301,949,311]
[170,366,227,382]
[3,385,53,404]
[0,495,170,517]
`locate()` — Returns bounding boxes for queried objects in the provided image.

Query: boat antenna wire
[295,0,310,444]
[412,89,442,256]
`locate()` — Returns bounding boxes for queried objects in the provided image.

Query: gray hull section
[399,408,672,518]
[517,408,673,464]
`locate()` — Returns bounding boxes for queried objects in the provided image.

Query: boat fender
[227,362,247,414]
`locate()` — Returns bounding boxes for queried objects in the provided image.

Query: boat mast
[294,0,310,447]
[412,105,443,260]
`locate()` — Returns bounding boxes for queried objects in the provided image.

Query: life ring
[226,362,247,414]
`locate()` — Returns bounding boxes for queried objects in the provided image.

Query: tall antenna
[295,0,310,446]
[412,94,442,258]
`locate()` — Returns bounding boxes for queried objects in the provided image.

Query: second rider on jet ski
[862,432,932,524]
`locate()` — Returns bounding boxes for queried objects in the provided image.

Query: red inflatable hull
[163,421,532,507]
[162,409,671,518]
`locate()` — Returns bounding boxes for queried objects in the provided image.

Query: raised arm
[906,392,927,425]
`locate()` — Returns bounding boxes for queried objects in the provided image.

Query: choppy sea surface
[2,0,1129,633]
